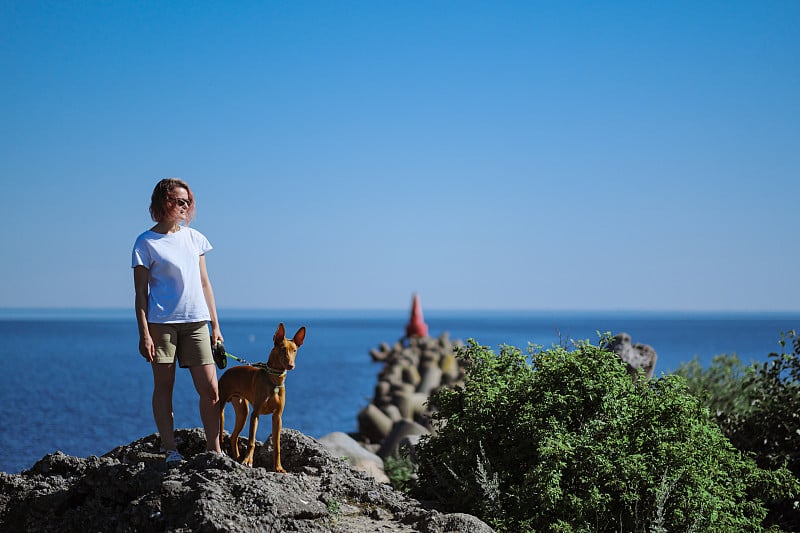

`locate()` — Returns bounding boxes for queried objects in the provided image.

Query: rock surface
[0,428,493,533]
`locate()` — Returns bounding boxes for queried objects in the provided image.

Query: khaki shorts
[148,321,213,368]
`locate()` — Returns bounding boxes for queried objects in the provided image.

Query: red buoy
[405,293,429,338]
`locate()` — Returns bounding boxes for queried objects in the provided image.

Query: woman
[132,178,223,463]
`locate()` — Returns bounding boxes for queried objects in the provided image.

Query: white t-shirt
[131,226,213,323]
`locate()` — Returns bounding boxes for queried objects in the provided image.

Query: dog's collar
[252,362,287,377]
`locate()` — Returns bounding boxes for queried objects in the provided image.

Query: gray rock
[319,431,389,484]
[427,512,496,533]
[605,332,658,378]
[0,428,493,532]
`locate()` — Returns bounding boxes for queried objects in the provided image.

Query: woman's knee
[203,384,220,404]
[190,365,219,400]
[197,376,220,403]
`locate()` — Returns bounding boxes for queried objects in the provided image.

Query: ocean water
[0,308,797,475]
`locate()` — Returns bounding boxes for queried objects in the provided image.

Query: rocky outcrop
[604,332,658,378]
[0,428,493,533]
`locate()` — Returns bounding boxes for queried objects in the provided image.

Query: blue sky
[1,1,798,311]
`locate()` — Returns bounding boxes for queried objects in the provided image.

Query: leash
[211,342,287,378]
[212,341,251,368]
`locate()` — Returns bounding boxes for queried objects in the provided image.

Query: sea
[1,308,798,475]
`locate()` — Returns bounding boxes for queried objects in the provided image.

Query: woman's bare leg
[190,364,222,452]
[152,363,177,450]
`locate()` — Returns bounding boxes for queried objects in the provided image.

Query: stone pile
[357,333,465,460]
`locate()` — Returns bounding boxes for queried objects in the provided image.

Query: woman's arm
[133,265,155,362]
[199,254,223,345]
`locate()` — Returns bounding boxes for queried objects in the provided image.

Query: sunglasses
[169,197,192,208]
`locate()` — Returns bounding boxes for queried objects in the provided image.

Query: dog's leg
[243,408,260,467]
[230,398,249,462]
[272,412,285,473]
[219,401,226,455]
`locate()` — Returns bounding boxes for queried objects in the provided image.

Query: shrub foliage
[413,338,798,533]
[676,330,800,530]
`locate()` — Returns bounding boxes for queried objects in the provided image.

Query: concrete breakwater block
[378,419,430,459]
[417,365,443,395]
[357,403,394,443]
[357,333,467,459]
[392,391,429,420]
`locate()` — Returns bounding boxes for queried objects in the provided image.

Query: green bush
[735,331,800,469]
[672,352,753,420]
[413,338,798,533]
[385,452,414,493]
[676,331,800,530]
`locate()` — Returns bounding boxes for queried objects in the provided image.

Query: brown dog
[218,323,306,471]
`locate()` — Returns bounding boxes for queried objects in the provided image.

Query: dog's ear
[274,323,286,345]
[292,326,306,347]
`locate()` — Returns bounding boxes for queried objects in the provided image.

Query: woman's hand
[211,327,224,347]
[139,335,155,362]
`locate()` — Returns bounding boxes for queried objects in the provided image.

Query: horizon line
[1,306,799,316]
